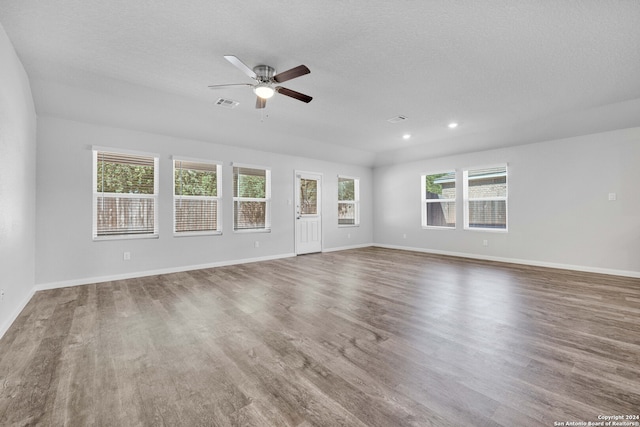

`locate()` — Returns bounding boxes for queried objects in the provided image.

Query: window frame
[173,156,222,237]
[337,175,360,227]
[92,147,159,241]
[463,164,508,232]
[232,163,272,233]
[421,170,457,230]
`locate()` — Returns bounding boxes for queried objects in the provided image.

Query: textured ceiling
[1,0,640,166]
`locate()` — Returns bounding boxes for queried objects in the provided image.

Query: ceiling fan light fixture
[254,84,275,99]
[214,56,312,108]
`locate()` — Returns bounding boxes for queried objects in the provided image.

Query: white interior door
[295,172,322,255]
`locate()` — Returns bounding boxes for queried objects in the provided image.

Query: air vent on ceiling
[387,115,408,123]
[215,98,240,109]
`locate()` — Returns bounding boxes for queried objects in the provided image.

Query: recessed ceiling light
[448,122,459,129]
[402,133,411,140]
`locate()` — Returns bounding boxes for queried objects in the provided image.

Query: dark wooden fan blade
[276,86,313,103]
[273,65,310,83]
[208,83,253,89]
[224,55,257,80]
[256,96,266,109]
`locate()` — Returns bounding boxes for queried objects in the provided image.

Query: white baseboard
[35,252,297,292]
[0,287,36,340]
[323,243,374,253]
[373,244,640,278]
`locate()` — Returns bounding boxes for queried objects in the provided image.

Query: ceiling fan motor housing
[253,65,275,83]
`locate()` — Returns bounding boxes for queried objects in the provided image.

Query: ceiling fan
[208,55,313,109]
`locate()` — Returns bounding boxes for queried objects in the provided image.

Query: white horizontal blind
[422,171,456,228]
[94,150,158,238]
[463,165,508,230]
[338,176,359,225]
[233,166,271,231]
[174,159,221,234]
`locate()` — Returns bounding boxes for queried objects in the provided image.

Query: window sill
[93,234,159,242]
[463,227,508,233]
[422,226,456,230]
[174,231,222,237]
[338,224,360,228]
[233,228,272,234]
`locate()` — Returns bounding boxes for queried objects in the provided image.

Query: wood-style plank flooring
[1,247,639,426]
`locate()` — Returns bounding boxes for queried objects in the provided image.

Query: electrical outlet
[403,233,407,239]
[123,251,131,261]
[254,241,260,248]
[483,240,489,247]
[0,289,5,301]
[347,233,351,239]
[608,193,617,201]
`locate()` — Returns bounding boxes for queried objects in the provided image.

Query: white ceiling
[1,0,640,166]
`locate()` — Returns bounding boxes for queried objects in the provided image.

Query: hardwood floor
[1,247,639,426]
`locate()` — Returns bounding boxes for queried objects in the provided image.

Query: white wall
[35,116,372,287]
[0,23,37,337]
[373,127,640,276]
[33,116,640,288]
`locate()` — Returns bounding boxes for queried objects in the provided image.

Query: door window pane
[300,178,318,215]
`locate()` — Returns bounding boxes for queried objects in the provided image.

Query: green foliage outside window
[97,162,154,194]
[175,169,217,197]
[237,175,266,198]
[338,178,355,201]
[425,173,446,195]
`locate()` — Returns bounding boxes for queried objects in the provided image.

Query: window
[463,165,508,230]
[299,178,318,215]
[174,159,221,235]
[233,166,271,231]
[93,149,158,239]
[338,176,359,226]
[422,171,456,228]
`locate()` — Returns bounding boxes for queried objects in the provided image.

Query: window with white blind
[338,176,359,226]
[174,159,221,235]
[422,171,456,228]
[233,166,271,231]
[93,149,159,239]
[463,165,508,231]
